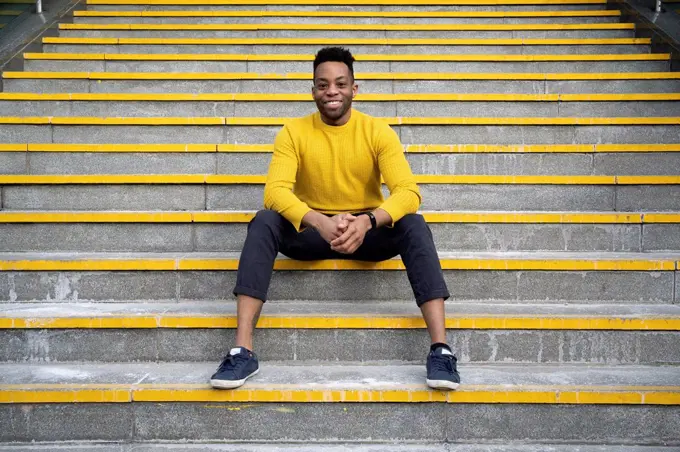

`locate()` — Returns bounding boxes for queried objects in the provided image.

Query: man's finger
[331,229,353,247]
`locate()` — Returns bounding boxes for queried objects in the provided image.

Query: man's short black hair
[313,47,355,80]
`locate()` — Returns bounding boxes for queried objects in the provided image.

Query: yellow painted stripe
[0,144,27,152]
[27,143,217,152]
[8,71,680,81]
[0,389,132,403]
[616,176,680,185]
[1,0,34,3]
[0,174,637,184]
[4,93,680,102]
[3,143,679,154]
[2,175,680,186]
[2,316,679,330]
[2,386,678,405]
[0,211,659,224]
[0,258,674,271]
[23,53,669,62]
[0,10,23,15]
[43,37,650,46]
[58,23,635,31]
[85,0,608,4]
[643,213,680,223]
[74,10,622,18]
[3,117,679,126]
[595,144,680,152]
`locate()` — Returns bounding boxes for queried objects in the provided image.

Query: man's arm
[263,125,313,231]
[264,125,345,242]
[375,122,421,224]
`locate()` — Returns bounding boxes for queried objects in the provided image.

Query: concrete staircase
[1,0,680,449]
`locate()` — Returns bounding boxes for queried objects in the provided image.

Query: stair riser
[2,328,679,364]
[72,16,624,25]
[4,151,680,176]
[3,100,679,118]
[57,30,634,39]
[2,124,679,145]
[42,44,651,55]
[4,184,680,210]
[2,403,677,444]
[23,60,669,73]
[7,79,680,95]
[0,270,675,303]
[0,223,661,252]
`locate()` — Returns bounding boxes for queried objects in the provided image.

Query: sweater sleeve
[375,121,422,224]
[263,124,312,231]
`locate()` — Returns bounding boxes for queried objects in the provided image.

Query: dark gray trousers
[233,209,450,306]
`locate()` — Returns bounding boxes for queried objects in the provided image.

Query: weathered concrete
[0,222,644,253]
[617,186,680,212]
[0,152,27,175]
[2,185,206,210]
[57,29,632,39]
[0,265,674,304]
[41,43,651,57]
[27,152,217,175]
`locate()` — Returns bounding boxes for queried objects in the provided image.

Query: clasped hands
[318,213,372,254]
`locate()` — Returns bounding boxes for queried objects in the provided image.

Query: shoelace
[431,354,456,373]
[217,353,248,373]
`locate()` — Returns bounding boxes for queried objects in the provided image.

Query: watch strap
[364,212,377,230]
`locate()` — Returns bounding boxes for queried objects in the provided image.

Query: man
[210,47,460,391]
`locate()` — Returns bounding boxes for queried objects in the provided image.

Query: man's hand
[330,214,371,254]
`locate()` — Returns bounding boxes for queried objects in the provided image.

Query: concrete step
[72,9,625,25]
[0,174,680,212]
[4,93,680,118]
[40,37,651,55]
[0,251,677,304]
[1,361,678,443]
[2,301,680,363]
[55,24,635,39]
[23,52,670,73]
[1,117,679,145]
[3,173,680,211]
[6,71,680,94]
[3,209,680,252]
[84,3,610,13]
[8,146,680,176]
[4,143,680,176]
[2,445,679,452]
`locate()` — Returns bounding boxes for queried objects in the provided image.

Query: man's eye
[337,83,347,89]
[316,84,328,90]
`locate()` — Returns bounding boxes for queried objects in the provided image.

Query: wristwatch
[362,212,377,230]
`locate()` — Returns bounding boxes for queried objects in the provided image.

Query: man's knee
[249,209,285,232]
[396,213,429,233]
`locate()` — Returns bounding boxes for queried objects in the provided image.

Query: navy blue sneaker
[210,347,259,389]
[426,346,460,390]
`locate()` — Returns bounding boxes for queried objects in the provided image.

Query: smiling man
[210,47,460,391]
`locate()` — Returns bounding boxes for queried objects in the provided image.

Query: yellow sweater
[264,109,422,231]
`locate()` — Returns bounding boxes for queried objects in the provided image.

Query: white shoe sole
[210,368,260,389]
[426,378,460,390]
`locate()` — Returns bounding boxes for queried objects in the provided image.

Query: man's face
[312,61,358,126]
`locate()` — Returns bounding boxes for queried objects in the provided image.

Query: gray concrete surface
[0,222,646,252]
[56,29,633,39]
[7,151,680,176]
[41,43,651,55]
[3,327,680,364]
[0,445,677,452]
[20,59,668,73]
[7,78,680,95]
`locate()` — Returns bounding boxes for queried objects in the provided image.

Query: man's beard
[316,96,352,122]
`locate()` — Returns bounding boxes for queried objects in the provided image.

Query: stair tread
[1,361,678,390]
[2,250,679,260]
[3,300,680,320]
